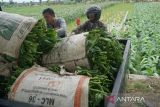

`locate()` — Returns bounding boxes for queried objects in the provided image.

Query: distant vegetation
[2,1,117,22]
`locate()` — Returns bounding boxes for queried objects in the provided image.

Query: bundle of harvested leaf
[18,19,57,68]
[45,30,124,107]
[0,19,57,98]
[77,29,124,107]
[1,27,123,107]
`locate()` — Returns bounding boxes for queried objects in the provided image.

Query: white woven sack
[9,66,90,107]
[43,32,90,71]
[0,12,37,58]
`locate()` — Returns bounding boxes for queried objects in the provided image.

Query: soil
[119,74,160,107]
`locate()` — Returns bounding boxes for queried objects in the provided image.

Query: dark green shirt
[72,20,107,34]
[0,6,2,11]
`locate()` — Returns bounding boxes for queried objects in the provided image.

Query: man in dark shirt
[43,8,67,38]
[72,6,107,34]
[0,6,2,11]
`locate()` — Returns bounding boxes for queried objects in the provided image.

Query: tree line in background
[1,0,106,7]
[1,0,106,5]
[0,0,160,7]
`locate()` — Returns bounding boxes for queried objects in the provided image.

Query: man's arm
[99,21,107,32]
[72,22,87,34]
[56,18,67,38]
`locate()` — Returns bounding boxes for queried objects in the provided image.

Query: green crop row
[123,3,160,76]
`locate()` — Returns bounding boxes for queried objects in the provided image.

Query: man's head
[43,8,55,24]
[86,6,101,22]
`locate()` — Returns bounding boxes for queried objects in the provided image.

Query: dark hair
[43,8,55,16]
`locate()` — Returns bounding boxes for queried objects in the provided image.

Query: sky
[2,0,47,3]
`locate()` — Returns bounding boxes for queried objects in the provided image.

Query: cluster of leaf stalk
[77,29,123,107]
[0,19,57,98]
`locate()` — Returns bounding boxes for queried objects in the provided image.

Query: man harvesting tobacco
[43,8,67,38]
[0,6,2,11]
[72,6,107,34]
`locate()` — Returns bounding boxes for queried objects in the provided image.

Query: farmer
[43,8,67,38]
[72,6,106,34]
[0,6,2,11]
